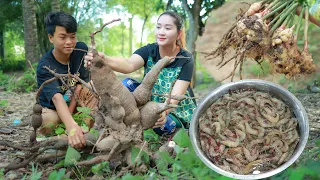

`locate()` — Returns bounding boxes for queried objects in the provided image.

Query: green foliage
[152,129,228,179]
[130,146,150,165]
[277,74,313,94]
[64,146,81,167]
[91,162,111,176]
[71,165,91,180]
[249,61,271,77]
[89,128,100,139]
[122,174,144,180]
[10,64,37,92]
[0,168,4,179]
[22,163,43,180]
[48,168,66,180]
[55,127,66,135]
[143,129,161,151]
[194,58,219,90]
[172,129,191,148]
[52,107,91,136]
[73,107,91,129]
[270,160,320,180]
[0,63,37,92]
[0,100,8,107]
[0,0,22,30]
[0,70,12,86]
[106,0,163,19]
[54,159,66,169]
[3,22,25,59]
[0,60,25,72]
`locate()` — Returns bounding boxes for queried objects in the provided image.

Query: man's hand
[153,111,167,128]
[66,123,86,148]
[84,52,106,68]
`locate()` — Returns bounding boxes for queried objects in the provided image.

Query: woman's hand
[153,111,167,128]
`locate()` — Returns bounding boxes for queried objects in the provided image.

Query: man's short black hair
[45,12,77,36]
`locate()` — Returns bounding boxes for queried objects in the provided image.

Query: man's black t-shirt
[36,42,89,110]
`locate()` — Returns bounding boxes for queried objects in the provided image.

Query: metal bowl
[189,79,309,179]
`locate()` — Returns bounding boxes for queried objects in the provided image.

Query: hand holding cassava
[84,51,106,68]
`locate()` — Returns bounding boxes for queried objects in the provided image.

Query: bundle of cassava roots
[198,89,299,174]
[205,0,319,81]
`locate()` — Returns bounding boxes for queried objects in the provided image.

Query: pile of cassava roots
[205,0,319,81]
[198,89,300,174]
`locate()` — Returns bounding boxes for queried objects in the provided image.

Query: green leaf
[54,159,65,168]
[130,146,149,165]
[30,172,42,180]
[172,129,191,148]
[315,139,320,147]
[155,158,169,171]
[143,129,159,142]
[159,170,172,177]
[91,164,102,174]
[89,128,99,138]
[0,100,8,107]
[55,127,65,135]
[122,174,144,180]
[215,176,234,180]
[289,167,306,180]
[173,145,183,154]
[48,170,58,180]
[172,163,183,171]
[158,151,174,163]
[30,164,42,180]
[91,162,111,174]
[76,107,91,114]
[178,151,196,166]
[81,124,89,132]
[303,160,320,177]
[64,146,81,167]
[48,168,66,180]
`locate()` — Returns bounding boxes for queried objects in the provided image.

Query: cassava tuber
[31,114,43,129]
[133,56,173,106]
[33,104,42,114]
[140,101,178,129]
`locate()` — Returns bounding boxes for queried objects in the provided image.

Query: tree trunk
[51,0,60,12]
[166,0,173,10]
[0,29,4,61]
[121,22,125,56]
[140,16,148,47]
[22,0,39,66]
[181,0,201,88]
[129,17,133,56]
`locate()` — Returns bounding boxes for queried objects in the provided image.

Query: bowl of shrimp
[189,79,309,179]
